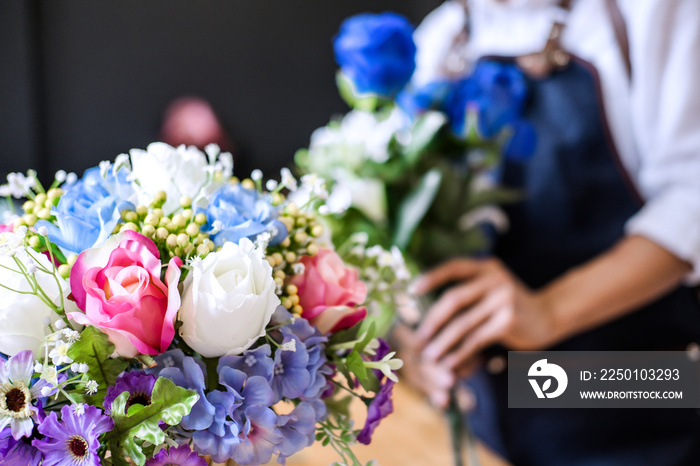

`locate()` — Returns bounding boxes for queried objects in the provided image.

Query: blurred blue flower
[202,184,287,247]
[37,166,133,255]
[443,60,535,160]
[396,81,451,118]
[334,12,416,98]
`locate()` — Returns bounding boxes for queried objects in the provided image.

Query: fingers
[443,313,505,372]
[415,273,497,346]
[421,289,504,362]
[411,258,485,295]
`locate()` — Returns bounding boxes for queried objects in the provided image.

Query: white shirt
[413,0,700,283]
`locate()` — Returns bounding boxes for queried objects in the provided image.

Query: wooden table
[285,383,511,466]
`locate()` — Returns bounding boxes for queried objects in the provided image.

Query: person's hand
[393,323,456,409]
[413,258,559,376]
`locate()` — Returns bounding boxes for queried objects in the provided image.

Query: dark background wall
[0,0,442,185]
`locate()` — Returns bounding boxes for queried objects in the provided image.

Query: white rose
[0,243,77,357]
[178,238,280,357]
[129,142,232,215]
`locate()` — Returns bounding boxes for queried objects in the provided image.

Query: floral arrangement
[295,11,535,272]
[0,143,403,466]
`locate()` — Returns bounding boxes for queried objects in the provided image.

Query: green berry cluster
[115,192,215,261]
[15,188,64,229]
[267,200,326,317]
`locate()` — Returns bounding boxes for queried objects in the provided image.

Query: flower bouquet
[295,11,536,466]
[0,143,402,466]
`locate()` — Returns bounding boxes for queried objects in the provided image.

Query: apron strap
[604,0,632,78]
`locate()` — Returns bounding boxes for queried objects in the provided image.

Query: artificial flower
[103,371,157,414]
[145,444,207,466]
[202,183,287,247]
[290,248,367,334]
[334,12,417,97]
[276,402,318,463]
[36,166,134,255]
[0,351,50,439]
[0,427,42,465]
[128,142,232,215]
[178,238,280,357]
[32,404,113,466]
[69,231,182,358]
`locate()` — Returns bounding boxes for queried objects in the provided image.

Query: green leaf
[325,394,354,419]
[392,168,443,249]
[66,326,129,407]
[402,111,448,166]
[352,322,376,355]
[346,350,367,380]
[107,377,198,465]
[336,71,387,112]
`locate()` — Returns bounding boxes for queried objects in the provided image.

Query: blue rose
[334,12,417,98]
[396,80,452,118]
[203,184,287,247]
[37,167,134,255]
[444,60,535,159]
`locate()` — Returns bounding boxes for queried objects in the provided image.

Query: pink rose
[0,224,13,233]
[291,248,367,334]
[69,231,182,357]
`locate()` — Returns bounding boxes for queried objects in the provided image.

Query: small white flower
[55,170,67,182]
[79,363,89,373]
[99,160,112,178]
[255,232,272,250]
[251,169,263,181]
[63,329,80,343]
[211,220,224,233]
[40,386,53,397]
[72,404,86,416]
[26,261,37,275]
[54,319,66,330]
[280,168,297,191]
[266,179,278,191]
[365,338,380,356]
[66,172,78,185]
[3,172,36,198]
[34,363,44,373]
[204,143,221,164]
[41,366,59,386]
[37,226,48,236]
[281,339,297,352]
[245,354,257,367]
[349,245,365,258]
[71,363,81,372]
[42,317,52,326]
[49,340,73,366]
[350,232,369,245]
[292,263,305,275]
[85,380,99,395]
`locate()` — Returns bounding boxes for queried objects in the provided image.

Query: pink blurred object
[160,97,233,151]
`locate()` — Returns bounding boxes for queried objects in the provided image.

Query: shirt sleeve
[621,0,700,283]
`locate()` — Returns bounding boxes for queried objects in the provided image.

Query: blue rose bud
[333,12,417,98]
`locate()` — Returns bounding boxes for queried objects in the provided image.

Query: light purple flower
[356,380,394,445]
[0,427,42,465]
[32,404,113,466]
[275,402,317,464]
[103,371,157,414]
[145,444,207,466]
[232,405,283,465]
[0,351,49,439]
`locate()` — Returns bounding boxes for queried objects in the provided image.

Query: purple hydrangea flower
[147,350,216,431]
[0,351,50,439]
[0,427,42,465]
[103,371,157,414]
[275,402,317,464]
[232,405,283,465]
[191,390,241,462]
[145,444,207,466]
[218,345,274,382]
[270,308,332,402]
[32,404,113,466]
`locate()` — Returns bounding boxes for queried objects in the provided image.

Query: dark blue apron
[465,56,700,465]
